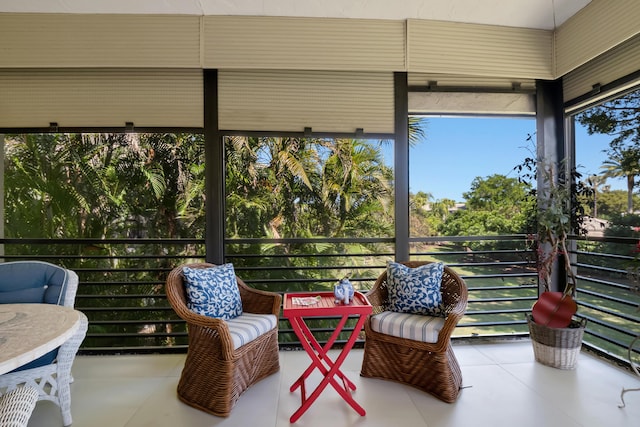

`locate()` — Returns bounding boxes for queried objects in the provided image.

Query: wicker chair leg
[0,386,40,427]
[176,328,280,417]
[361,339,463,403]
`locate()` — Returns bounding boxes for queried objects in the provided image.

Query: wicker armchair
[0,261,88,426]
[165,263,281,417]
[360,261,468,403]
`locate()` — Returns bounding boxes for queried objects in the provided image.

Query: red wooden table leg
[283,292,372,423]
[289,313,368,422]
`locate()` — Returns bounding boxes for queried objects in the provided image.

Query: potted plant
[516,156,592,369]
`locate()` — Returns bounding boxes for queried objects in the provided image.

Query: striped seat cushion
[370,311,445,343]
[225,313,278,349]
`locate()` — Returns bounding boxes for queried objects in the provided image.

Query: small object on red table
[283,291,372,423]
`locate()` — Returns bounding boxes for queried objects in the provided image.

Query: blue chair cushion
[386,261,446,317]
[182,264,243,320]
[0,261,68,305]
[9,350,58,373]
[0,261,71,371]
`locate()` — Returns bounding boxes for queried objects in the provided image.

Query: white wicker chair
[0,261,88,427]
[0,386,39,427]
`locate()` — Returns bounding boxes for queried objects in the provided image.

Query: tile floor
[28,340,640,427]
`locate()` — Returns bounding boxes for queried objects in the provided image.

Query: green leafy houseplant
[515,156,592,325]
[515,156,593,369]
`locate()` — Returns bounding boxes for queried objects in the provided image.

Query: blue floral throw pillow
[386,262,445,317]
[182,264,243,320]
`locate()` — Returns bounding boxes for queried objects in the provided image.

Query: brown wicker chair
[165,263,282,417]
[360,261,468,403]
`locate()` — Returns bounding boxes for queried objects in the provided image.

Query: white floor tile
[22,343,640,427]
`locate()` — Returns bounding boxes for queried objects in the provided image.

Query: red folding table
[283,291,372,423]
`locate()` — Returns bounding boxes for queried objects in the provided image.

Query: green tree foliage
[224,136,394,240]
[440,174,532,236]
[577,90,640,150]
[4,133,207,348]
[4,133,205,240]
[599,147,640,213]
[596,190,640,219]
[577,89,640,213]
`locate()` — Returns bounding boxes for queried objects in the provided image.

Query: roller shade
[409,92,535,115]
[204,16,405,72]
[407,19,553,79]
[563,33,640,107]
[0,69,203,128]
[218,70,395,134]
[0,14,201,68]
[555,0,640,77]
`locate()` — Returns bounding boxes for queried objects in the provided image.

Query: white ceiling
[0,0,592,30]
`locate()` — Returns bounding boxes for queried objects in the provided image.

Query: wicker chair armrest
[365,271,389,315]
[174,307,236,359]
[237,279,282,315]
[431,286,468,351]
[174,305,229,330]
[365,285,384,308]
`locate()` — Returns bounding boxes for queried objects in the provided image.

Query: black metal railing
[573,235,640,365]
[0,235,637,369]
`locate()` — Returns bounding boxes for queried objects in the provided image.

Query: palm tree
[600,148,640,213]
[587,174,608,218]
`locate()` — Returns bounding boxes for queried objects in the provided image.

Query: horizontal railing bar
[460,273,537,279]
[576,262,629,276]
[87,333,179,339]
[583,329,634,352]
[578,314,639,338]
[77,295,168,299]
[457,321,529,327]
[90,320,180,325]
[577,301,640,323]
[411,250,533,256]
[79,282,165,287]
[573,235,638,244]
[576,250,635,262]
[446,261,532,267]
[576,274,637,292]
[468,297,537,303]
[0,237,204,244]
[235,265,387,271]
[227,252,394,258]
[465,308,532,315]
[467,285,537,291]
[0,254,205,260]
[578,288,640,308]
[409,234,529,242]
[80,346,188,354]
[226,237,394,244]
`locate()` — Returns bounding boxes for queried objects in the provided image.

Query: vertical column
[204,69,225,264]
[394,72,409,262]
[536,79,568,293]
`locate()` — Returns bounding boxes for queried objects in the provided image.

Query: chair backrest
[372,261,468,314]
[0,261,80,371]
[0,261,79,307]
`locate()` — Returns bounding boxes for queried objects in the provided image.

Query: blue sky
[386,116,623,202]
